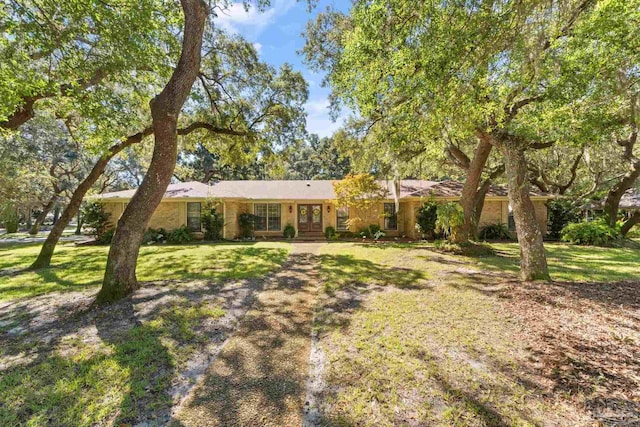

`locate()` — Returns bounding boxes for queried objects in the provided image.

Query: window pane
[187,202,201,231]
[311,205,321,223]
[336,206,349,230]
[254,204,267,231]
[268,204,281,230]
[384,203,397,230]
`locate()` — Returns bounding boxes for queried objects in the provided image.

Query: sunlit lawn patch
[312,242,625,425]
[0,241,291,301]
[477,241,640,282]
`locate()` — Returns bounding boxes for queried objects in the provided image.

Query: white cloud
[252,42,263,54]
[304,98,348,138]
[214,0,297,39]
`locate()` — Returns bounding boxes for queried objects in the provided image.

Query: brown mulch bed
[499,280,640,426]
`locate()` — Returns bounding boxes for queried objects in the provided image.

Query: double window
[254,203,281,231]
[384,203,398,230]
[336,206,349,230]
[187,202,202,231]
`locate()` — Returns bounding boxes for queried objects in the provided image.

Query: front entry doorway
[297,204,323,234]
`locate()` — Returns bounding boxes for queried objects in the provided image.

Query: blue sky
[214,0,350,138]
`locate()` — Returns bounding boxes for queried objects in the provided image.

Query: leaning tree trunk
[29,128,153,270]
[30,194,58,235]
[603,159,640,228]
[501,143,549,281]
[97,0,208,304]
[621,211,640,236]
[460,138,493,240]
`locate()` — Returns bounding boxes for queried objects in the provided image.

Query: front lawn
[0,241,291,301]
[0,240,292,426]
[311,242,640,425]
[478,241,640,282]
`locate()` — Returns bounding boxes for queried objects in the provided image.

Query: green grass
[314,243,601,425]
[0,241,291,301]
[477,241,640,282]
[0,297,226,426]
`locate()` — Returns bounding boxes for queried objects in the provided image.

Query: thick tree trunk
[29,128,153,270]
[460,138,493,240]
[603,159,640,228]
[97,0,208,304]
[29,195,57,235]
[501,143,550,281]
[52,206,60,224]
[621,211,640,237]
[25,207,33,230]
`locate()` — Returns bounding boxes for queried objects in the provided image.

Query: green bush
[283,223,296,238]
[547,199,580,238]
[358,224,381,238]
[166,225,194,244]
[324,226,336,239]
[100,229,115,244]
[202,201,224,240]
[435,202,464,242]
[81,201,112,243]
[143,228,167,244]
[561,220,620,246]
[479,223,512,240]
[238,212,255,239]
[415,200,438,239]
[1,204,19,233]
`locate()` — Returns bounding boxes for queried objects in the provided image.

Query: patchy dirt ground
[172,245,322,427]
[500,279,640,426]
[307,243,640,426]
[0,276,268,425]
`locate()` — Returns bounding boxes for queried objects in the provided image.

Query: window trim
[254,203,282,231]
[383,202,398,230]
[336,206,349,230]
[187,202,202,232]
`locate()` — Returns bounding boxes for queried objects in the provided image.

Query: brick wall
[148,202,184,230]
[479,201,506,227]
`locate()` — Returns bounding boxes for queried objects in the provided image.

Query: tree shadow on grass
[0,275,264,426]
[0,245,289,302]
[319,254,429,294]
[172,253,318,426]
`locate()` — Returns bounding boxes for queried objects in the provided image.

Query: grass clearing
[0,241,291,301]
[477,241,640,282]
[311,242,637,425]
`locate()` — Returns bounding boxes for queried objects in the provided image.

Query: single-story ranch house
[97,180,550,239]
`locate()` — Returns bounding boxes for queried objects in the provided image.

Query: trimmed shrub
[238,212,255,239]
[561,220,620,246]
[166,225,194,244]
[81,201,112,243]
[547,199,580,238]
[202,202,224,240]
[4,217,18,234]
[415,200,438,239]
[283,223,296,238]
[324,226,336,239]
[358,224,381,238]
[143,228,167,244]
[479,223,512,241]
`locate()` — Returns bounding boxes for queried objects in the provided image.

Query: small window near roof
[187,202,201,231]
[336,206,349,230]
[384,203,398,230]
